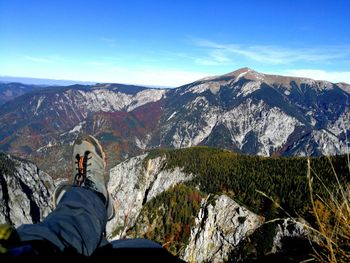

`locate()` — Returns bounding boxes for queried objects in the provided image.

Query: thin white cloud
[283,69,350,84]
[195,50,232,66]
[24,56,54,63]
[100,37,116,47]
[28,64,209,87]
[104,67,209,87]
[193,39,350,65]
[79,59,211,86]
[87,61,109,66]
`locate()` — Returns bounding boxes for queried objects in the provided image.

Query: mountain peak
[225,67,256,77]
[223,67,265,82]
[199,68,342,92]
[232,67,255,74]
[196,67,258,83]
[186,67,345,97]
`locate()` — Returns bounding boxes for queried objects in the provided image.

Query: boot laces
[74,151,91,186]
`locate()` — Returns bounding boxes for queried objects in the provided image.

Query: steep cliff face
[0,153,55,227]
[106,154,192,239]
[183,195,264,263]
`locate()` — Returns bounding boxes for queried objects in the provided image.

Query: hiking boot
[53,135,115,220]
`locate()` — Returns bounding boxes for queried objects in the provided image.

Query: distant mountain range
[0,82,42,105]
[0,68,349,177]
[0,76,96,86]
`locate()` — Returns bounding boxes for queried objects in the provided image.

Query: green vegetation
[147,147,349,219]
[128,184,204,256]
[135,147,349,259]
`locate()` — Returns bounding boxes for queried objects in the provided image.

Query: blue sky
[0,0,349,86]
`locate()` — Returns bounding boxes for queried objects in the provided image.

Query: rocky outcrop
[183,195,264,263]
[0,153,55,227]
[271,218,309,253]
[106,153,192,239]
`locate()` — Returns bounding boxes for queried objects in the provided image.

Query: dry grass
[255,153,350,262]
[307,156,350,263]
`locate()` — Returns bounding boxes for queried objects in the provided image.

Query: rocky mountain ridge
[0,68,348,178]
[0,82,44,105]
[161,68,349,156]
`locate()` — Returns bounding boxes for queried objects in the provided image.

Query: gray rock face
[106,154,192,239]
[183,195,264,263]
[162,68,350,157]
[0,153,55,227]
[271,218,309,253]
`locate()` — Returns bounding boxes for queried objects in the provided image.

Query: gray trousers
[17,187,107,256]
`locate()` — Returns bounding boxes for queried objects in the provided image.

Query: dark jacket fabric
[3,187,182,262]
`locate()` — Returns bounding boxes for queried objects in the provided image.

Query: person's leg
[17,186,107,256]
[16,135,114,257]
